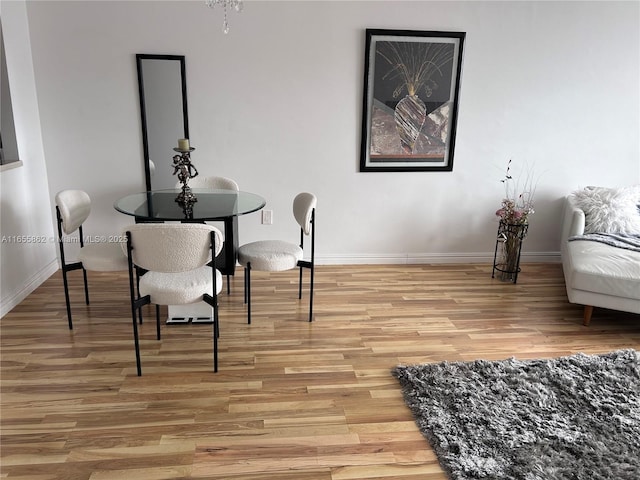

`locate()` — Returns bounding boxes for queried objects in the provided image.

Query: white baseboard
[0,259,59,318]
[315,252,561,265]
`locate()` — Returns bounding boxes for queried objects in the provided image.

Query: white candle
[178,138,190,150]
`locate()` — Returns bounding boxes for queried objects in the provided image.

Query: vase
[492,221,529,283]
[394,94,426,154]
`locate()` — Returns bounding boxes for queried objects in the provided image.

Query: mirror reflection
[136,54,188,191]
[1,23,20,166]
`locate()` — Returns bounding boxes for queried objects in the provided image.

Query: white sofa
[560,194,640,325]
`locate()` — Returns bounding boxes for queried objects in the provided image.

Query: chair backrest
[125,223,223,273]
[55,190,91,235]
[293,192,317,235]
[177,176,239,191]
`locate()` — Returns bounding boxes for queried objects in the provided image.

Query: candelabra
[172,140,199,210]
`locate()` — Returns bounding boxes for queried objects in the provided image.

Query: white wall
[0,0,57,317]
[1,1,639,313]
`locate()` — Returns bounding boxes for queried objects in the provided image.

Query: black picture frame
[360,29,465,172]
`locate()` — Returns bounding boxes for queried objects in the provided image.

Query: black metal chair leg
[156,305,161,340]
[298,266,303,299]
[82,268,90,305]
[136,266,143,324]
[127,237,143,376]
[243,267,248,304]
[62,269,73,330]
[132,311,142,377]
[309,264,314,322]
[128,289,143,377]
[246,263,251,325]
[226,274,231,295]
[213,307,219,372]
[214,305,220,338]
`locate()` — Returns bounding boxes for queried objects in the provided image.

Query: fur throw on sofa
[571,185,640,235]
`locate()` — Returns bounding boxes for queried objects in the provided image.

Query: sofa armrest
[561,195,585,242]
[568,209,585,237]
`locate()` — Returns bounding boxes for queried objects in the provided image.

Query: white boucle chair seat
[77,243,128,271]
[238,240,303,272]
[139,266,223,305]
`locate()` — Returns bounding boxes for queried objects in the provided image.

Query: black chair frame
[126,230,220,376]
[244,208,315,324]
[56,206,89,330]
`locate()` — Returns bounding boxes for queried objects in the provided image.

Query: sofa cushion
[571,185,640,235]
[567,240,640,300]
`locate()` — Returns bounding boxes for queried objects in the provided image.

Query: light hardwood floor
[1,263,639,479]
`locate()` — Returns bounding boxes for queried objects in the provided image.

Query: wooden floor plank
[1,264,639,479]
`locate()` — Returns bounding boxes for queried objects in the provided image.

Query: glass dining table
[114,188,266,277]
[114,188,266,323]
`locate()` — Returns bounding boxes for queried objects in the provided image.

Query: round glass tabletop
[114,189,266,221]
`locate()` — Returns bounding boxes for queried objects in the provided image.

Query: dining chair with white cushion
[177,175,239,191]
[238,192,317,324]
[124,223,224,376]
[175,175,239,293]
[55,189,128,330]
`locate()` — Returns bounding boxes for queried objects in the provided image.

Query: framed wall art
[360,29,465,172]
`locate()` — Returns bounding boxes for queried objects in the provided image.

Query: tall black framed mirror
[136,54,189,191]
[1,23,20,167]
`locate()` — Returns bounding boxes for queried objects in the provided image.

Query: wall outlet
[261,210,273,225]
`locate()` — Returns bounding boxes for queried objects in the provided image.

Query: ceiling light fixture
[205,0,243,34]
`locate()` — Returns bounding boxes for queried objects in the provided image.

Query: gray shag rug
[392,349,640,480]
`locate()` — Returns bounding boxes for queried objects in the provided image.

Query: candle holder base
[176,186,197,205]
[177,200,196,219]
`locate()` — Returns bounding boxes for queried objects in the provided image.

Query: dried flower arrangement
[495,159,536,226]
[492,159,537,282]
